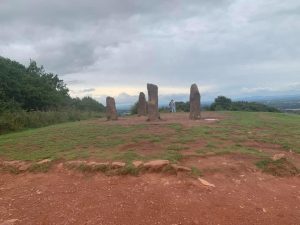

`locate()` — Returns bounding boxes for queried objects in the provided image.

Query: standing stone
[106,97,118,120]
[147,83,160,121]
[189,83,201,120]
[137,92,147,116]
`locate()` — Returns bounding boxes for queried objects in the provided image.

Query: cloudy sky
[1,0,300,105]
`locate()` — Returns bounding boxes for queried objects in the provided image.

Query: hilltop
[0,111,299,224]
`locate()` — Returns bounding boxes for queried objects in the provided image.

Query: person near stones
[169,99,176,113]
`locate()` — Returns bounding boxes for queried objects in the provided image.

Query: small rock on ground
[65,161,86,167]
[0,219,19,225]
[132,161,143,168]
[87,162,109,167]
[272,153,285,161]
[18,163,31,171]
[37,159,51,164]
[111,162,126,169]
[198,178,215,187]
[143,160,169,170]
[171,164,192,172]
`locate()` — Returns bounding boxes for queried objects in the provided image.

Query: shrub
[0,110,103,134]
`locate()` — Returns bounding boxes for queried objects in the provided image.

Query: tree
[0,56,104,113]
[130,102,138,115]
[175,101,190,112]
[209,95,279,112]
[210,96,232,111]
[72,97,105,112]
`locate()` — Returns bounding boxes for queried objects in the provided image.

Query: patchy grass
[76,164,109,173]
[190,166,203,177]
[0,165,20,174]
[160,150,183,163]
[132,134,162,143]
[117,164,140,176]
[112,150,143,163]
[256,158,299,176]
[0,112,299,166]
[167,144,189,151]
[168,123,183,132]
[29,162,52,173]
[0,121,145,161]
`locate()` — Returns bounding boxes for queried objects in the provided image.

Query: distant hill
[233,95,300,111]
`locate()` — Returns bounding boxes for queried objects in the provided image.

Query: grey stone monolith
[189,84,201,120]
[106,96,118,120]
[147,83,160,121]
[138,92,147,116]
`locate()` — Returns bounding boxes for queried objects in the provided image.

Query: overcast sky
[1,0,300,105]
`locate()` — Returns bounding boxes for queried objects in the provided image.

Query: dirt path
[1,169,299,225]
[92,111,225,127]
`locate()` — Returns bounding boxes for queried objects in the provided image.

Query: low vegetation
[210,96,280,112]
[158,96,280,113]
[0,112,299,168]
[0,56,105,133]
[256,158,299,177]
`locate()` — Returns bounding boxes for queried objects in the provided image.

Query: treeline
[209,96,280,112]
[0,56,105,133]
[158,96,279,113]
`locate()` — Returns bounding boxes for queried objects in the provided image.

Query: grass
[0,110,104,134]
[0,111,299,167]
[29,162,52,173]
[190,166,203,177]
[112,150,143,163]
[132,134,162,143]
[256,158,299,176]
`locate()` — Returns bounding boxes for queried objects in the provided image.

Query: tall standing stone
[137,92,147,116]
[147,83,160,121]
[189,84,201,120]
[106,96,118,120]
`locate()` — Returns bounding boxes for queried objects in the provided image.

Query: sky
[0,0,300,105]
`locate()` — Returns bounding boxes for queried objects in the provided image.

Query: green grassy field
[0,112,299,164]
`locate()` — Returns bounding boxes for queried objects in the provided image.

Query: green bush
[130,102,138,115]
[210,96,280,112]
[0,110,103,134]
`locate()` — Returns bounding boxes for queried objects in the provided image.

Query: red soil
[93,112,224,127]
[0,166,299,225]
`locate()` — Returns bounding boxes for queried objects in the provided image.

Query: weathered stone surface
[65,160,86,167]
[2,160,21,167]
[0,219,19,225]
[171,164,192,172]
[189,83,201,120]
[132,160,143,168]
[198,178,215,187]
[2,160,31,171]
[137,92,147,116]
[143,160,169,170]
[111,162,126,169]
[272,153,286,161]
[37,159,51,164]
[86,162,109,167]
[106,96,118,120]
[19,163,31,171]
[147,83,160,121]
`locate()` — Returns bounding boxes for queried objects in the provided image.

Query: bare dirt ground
[0,168,299,225]
[92,111,225,126]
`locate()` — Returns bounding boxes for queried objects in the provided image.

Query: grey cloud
[81,88,95,93]
[0,0,300,102]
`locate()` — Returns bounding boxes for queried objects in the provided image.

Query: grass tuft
[190,166,203,177]
[29,162,52,173]
[256,158,299,177]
